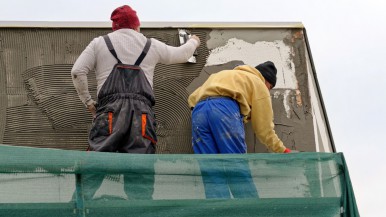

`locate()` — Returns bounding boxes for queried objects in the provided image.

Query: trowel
[178,29,198,63]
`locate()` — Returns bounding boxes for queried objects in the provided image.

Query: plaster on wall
[206,38,297,89]
[273,90,292,119]
[206,29,292,49]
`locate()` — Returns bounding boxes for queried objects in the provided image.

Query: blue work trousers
[191,97,258,198]
[192,97,246,154]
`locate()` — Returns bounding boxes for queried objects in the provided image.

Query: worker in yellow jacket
[188,61,292,154]
[188,61,292,198]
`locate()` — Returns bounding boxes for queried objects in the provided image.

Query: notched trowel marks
[0,27,320,153]
[142,29,211,153]
[22,64,97,129]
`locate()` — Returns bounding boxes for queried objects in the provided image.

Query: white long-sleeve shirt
[71,28,198,106]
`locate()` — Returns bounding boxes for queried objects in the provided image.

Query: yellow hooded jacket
[188,65,286,153]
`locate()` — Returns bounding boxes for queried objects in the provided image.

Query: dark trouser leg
[192,98,259,199]
[119,99,157,199]
[85,98,157,200]
[81,174,105,200]
[123,166,155,200]
[198,159,231,199]
[192,102,230,198]
[71,174,105,201]
[227,159,259,198]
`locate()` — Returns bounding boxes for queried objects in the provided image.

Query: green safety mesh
[0,144,359,217]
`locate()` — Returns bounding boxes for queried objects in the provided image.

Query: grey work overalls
[79,35,156,201]
[89,35,157,154]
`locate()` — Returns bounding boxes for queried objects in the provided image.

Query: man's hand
[190,35,200,47]
[86,99,96,118]
[283,148,300,153]
[283,148,291,153]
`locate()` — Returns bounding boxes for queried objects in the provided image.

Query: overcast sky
[1,0,385,216]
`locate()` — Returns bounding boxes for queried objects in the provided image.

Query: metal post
[75,173,86,217]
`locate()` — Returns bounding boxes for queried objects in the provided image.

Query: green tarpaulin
[0,145,359,217]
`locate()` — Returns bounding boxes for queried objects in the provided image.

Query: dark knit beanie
[111,5,140,31]
[255,61,277,87]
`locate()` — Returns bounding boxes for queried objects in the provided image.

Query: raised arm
[250,95,287,153]
[154,35,200,65]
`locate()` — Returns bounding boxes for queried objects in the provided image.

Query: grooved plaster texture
[0,27,330,153]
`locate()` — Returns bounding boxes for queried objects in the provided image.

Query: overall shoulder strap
[134,38,152,66]
[103,35,122,64]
